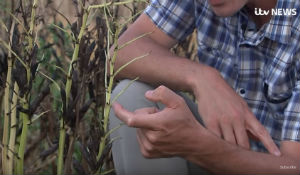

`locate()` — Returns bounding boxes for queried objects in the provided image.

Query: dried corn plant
[0,0,197,174]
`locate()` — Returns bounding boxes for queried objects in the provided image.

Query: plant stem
[57,8,89,175]
[28,0,38,49]
[2,19,15,175]
[88,0,146,11]
[14,132,20,175]
[7,82,19,174]
[57,119,66,175]
[2,52,12,175]
[16,99,29,175]
[16,0,38,174]
[96,14,147,170]
[16,65,31,175]
[96,28,120,165]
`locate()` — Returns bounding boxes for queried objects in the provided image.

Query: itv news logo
[254,8,297,16]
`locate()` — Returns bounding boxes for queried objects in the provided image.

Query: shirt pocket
[263,82,292,119]
[263,65,296,119]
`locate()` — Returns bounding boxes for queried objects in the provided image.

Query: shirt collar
[264,0,296,44]
[224,0,298,45]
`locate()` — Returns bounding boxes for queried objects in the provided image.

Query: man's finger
[233,121,250,149]
[112,103,160,130]
[247,131,259,141]
[246,114,281,156]
[134,107,159,115]
[220,123,236,145]
[145,85,182,108]
[136,129,151,158]
[137,129,161,158]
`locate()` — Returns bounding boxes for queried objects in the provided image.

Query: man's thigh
[109,79,210,175]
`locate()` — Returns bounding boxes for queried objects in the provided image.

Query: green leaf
[27,110,50,125]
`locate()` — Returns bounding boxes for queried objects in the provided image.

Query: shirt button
[237,88,246,96]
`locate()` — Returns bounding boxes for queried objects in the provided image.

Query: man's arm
[113,13,281,155]
[187,134,300,174]
[112,86,300,174]
[113,13,205,92]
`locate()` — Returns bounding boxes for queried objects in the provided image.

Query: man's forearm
[187,131,300,174]
[112,27,210,93]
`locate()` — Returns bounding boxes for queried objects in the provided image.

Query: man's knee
[112,79,134,97]
[112,79,155,108]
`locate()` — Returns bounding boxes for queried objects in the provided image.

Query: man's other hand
[192,67,281,156]
[112,85,204,158]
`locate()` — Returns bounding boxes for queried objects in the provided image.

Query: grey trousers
[109,80,211,175]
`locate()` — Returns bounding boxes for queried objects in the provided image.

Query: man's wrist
[187,64,219,98]
[182,125,212,167]
[183,127,240,171]
[181,124,204,153]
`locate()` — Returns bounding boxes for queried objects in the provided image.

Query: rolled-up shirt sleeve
[144,0,196,41]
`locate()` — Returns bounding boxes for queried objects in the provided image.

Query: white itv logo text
[254,8,297,16]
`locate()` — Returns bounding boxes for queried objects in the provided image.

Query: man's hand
[112,85,205,158]
[192,68,281,156]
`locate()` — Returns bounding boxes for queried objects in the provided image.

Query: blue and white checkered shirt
[145,0,300,153]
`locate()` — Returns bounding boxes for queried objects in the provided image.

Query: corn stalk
[7,82,19,174]
[96,27,120,163]
[2,37,12,175]
[57,1,146,174]
[16,0,39,174]
[96,3,149,169]
[57,7,89,175]
[2,18,16,175]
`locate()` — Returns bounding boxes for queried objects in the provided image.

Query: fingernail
[145,90,154,96]
[274,150,281,156]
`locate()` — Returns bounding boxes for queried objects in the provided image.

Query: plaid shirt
[145,0,300,152]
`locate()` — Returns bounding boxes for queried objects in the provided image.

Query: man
[109,0,300,174]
